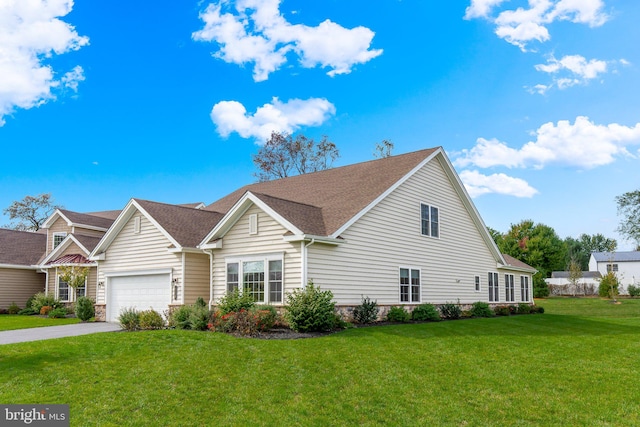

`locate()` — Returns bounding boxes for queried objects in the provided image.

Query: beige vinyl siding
[183,252,211,304]
[0,267,45,309]
[307,156,501,305]
[47,217,72,254]
[96,211,182,304]
[211,205,301,305]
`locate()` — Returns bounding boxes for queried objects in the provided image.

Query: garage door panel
[107,274,171,322]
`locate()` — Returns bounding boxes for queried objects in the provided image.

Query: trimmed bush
[7,302,20,315]
[195,297,207,308]
[439,302,462,320]
[285,282,336,332]
[628,284,640,297]
[517,303,531,314]
[470,301,494,318]
[18,308,38,315]
[139,309,165,330]
[352,297,379,324]
[75,296,95,321]
[387,306,410,323]
[31,293,63,313]
[411,304,440,321]
[188,305,211,331]
[531,305,545,314]
[494,305,511,316]
[119,307,140,331]
[48,307,68,318]
[217,289,255,315]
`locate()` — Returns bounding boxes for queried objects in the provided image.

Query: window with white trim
[249,214,258,235]
[607,263,618,272]
[475,276,481,292]
[488,272,499,302]
[58,277,70,302]
[53,232,67,249]
[505,274,515,302]
[134,216,141,234]
[400,268,421,303]
[420,203,439,238]
[225,255,283,304]
[520,276,530,302]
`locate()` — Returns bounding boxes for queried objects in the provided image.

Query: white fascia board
[199,240,223,250]
[331,148,443,238]
[46,262,96,268]
[199,192,303,247]
[104,268,173,278]
[282,234,344,245]
[0,263,39,270]
[69,223,109,233]
[168,247,205,254]
[498,263,538,274]
[41,209,65,229]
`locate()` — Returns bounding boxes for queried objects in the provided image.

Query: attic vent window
[134,216,141,234]
[249,214,258,235]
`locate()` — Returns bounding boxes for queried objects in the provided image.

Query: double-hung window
[420,203,439,238]
[400,268,421,303]
[53,232,67,249]
[58,277,70,302]
[226,256,283,304]
[505,274,515,302]
[488,272,499,302]
[475,276,481,292]
[520,276,530,302]
[607,264,618,272]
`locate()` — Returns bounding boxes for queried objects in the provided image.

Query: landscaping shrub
[18,307,38,315]
[139,309,165,330]
[494,305,511,316]
[119,307,140,331]
[188,305,211,331]
[195,297,207,308]
[439,302,462,320]
[217,289,255,315]
[48,308,68,318]
[387,306,410,323]
[411,303,440,321]
[0,308,8,315]
[470,301,494,318]
[531,305,545,314]
[7,302,20,315]
[628,284,640,297]
[461,310,473,318]
[40,305,53,316]
[517,303,531,314]
[284,282,336,332]
[31,292,63,313]
[598,271,620,298]
[352,296,379,324]
[254,305,278,330]
[168,305,191,329]
[75,296,95,321]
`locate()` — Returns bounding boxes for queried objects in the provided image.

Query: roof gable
[42,209,117,231]
[38,234,96,266]
[592,251,640,263]
[0,228,46,266]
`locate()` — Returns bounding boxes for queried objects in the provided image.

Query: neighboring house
[589,251,640,291]
[91,147,536,322]
[545,271,602,295]
[0,229,46,309]
[36,209,121,305]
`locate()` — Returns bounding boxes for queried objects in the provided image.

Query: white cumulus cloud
[459,170,539,198]
[0,0,89,126]
[211,97,336,142]
[466,0,608,51]
[455,116,640,170]
[531,54,613,93]
[193,0,382,82]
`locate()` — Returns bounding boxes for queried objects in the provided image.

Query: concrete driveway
[0,322,122,345]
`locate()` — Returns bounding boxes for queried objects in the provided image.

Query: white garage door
[107,274,171,322]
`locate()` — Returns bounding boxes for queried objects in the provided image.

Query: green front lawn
[2,298,640,426]
[0,315,81,331]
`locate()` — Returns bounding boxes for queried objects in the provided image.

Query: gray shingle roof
[591,251,640,262]
[205,147,439,236]
[58,209,117,229]
[0,228,46,266]
[502,254,536,271]
[551,271,602,279]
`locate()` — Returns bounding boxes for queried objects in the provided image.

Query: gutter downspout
[301,239,316,288]
[206,250,214,310]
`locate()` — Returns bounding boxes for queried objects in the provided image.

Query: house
[90,147,536,322]
[545,271,602,295]
[0,229,46,309]
[589,251,640,292]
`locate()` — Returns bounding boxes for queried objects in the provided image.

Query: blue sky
[1,0,639,248]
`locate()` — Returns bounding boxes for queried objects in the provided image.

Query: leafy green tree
[252,131,339,182]
[564,233,617,270]
[3,193,62,231]
[497,220,567,298]
[616,189,640,246]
